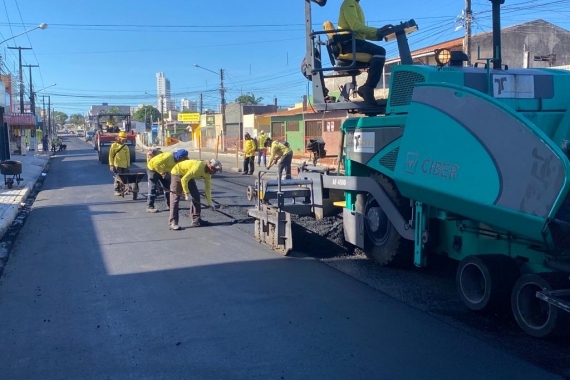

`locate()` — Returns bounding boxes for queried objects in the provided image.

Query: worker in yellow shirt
[109,131,131,196]
[146,149,189,213]
[265,138,293,180]
[256,130,269,166]
[169,158,223,230]
[242,132,256,175]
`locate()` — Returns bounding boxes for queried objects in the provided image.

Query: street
[0,135,567,380]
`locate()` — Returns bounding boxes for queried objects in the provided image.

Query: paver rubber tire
[456,254,519,312]
[355,173,412,266]
[511,273,568,338]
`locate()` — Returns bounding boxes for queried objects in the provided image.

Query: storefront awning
[4,113,37,125]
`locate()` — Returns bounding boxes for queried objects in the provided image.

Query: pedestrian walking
[256,130,269,166]
[109,131,131,196]
[266,138,293,180]
[169,159,223,230]
[242,132,256,175]
[146,149,189,213]
[42,135,49,153]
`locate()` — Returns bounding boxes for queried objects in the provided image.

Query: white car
[77,129,85,137]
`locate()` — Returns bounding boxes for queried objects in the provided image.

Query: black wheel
[130,148,136,163]
[456,254,519,312]
[511,273,567,338]
[355,173,412,266]
[100,145,110,165]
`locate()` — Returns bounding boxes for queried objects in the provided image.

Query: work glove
[376,24,393,40]
[110,166,116,173]
[184,194,190,201]
[161,172,168,179]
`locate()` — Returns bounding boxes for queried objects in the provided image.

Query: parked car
[76,129,85,137]
[86,130,95,142]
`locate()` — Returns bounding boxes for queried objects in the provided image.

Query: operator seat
[323,21,371,100]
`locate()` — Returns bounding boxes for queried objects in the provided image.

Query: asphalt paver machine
[248,0,570,337]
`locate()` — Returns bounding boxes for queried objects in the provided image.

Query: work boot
[169,223,181,230]
[189,218,202,228]
[241,172,248,175]
[147,207,158,213]
[114,191,121,196]
[357,85,377,106]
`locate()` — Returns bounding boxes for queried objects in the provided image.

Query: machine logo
[404,152,419,174]
[353,132,375,153]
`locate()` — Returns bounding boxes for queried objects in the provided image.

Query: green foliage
[133,105,162,126]
[52,111,68,126]
[235,93,264,105]
[69,113,84,126]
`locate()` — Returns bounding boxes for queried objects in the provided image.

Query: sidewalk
[0,151,51,239]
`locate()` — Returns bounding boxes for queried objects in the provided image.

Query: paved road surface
[0,136,564,379]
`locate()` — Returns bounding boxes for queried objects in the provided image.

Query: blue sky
[1,0,569,116]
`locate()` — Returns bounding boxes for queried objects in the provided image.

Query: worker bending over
[265,138,293,180]
[169,159,223,230]
[146,149,189,213]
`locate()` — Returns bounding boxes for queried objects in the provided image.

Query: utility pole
[200,93,203,114]
[42,96,46,133]
[8,47,32,113]
[463,0,473,65]
[220,68,226,152]
[48,97,51,137]
[23,64,39,115]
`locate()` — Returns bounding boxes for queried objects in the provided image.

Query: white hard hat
[209,159,223,173]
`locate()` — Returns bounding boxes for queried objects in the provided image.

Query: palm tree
[235,93,264,105]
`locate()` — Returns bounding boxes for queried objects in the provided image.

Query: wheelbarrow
[115,172,146,200]
[0,160,23,189]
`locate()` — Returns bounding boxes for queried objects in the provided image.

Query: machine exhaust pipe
[490,0,505,69]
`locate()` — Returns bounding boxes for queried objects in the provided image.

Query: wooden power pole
[463,0,473,65]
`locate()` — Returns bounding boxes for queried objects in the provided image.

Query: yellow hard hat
[118,131,127,139]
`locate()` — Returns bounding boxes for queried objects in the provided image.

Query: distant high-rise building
[156,72,176,112]
[181,98,198,112]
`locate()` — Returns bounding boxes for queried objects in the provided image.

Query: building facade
[155,72,175,112]
[181,98,197,112]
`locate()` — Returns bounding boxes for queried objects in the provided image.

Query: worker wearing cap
[266,138,293,180]
[242,132,256,175]
[256,130,269,166]
[169,159,223,230]
[109,131,131,196]
[146,149,189,213]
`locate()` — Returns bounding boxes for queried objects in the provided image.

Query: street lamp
[0,23,48,45]
[194,63,226,152]
[35,83,56,93]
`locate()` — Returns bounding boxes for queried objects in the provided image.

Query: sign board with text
[178,113,200,123]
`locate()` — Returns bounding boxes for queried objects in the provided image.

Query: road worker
[338,0,393,105]
[146,149,189,213]
[168,158,223,230]
[265,138,293,180]
[256,130,269,166]
[242,132,256,175]
[109,131,130,196]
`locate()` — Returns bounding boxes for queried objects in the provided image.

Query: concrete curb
[0,155,51,241]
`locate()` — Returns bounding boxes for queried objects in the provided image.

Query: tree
[133,105,162,127]
[69,113,84,126]
[52,111,68,126]
[235,93,263,105]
